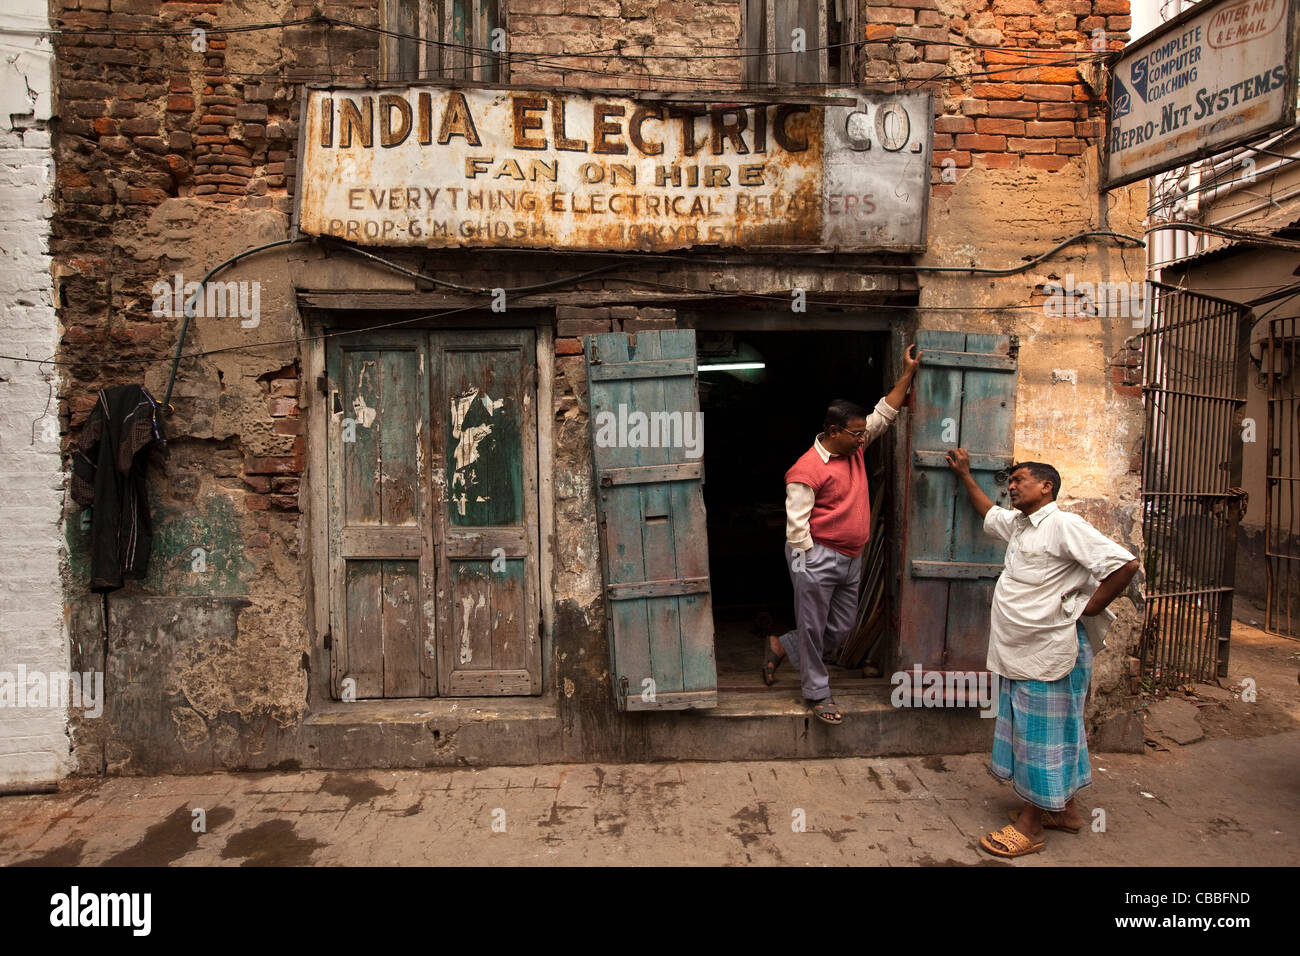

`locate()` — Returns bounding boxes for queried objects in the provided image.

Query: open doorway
[697,329,892,692]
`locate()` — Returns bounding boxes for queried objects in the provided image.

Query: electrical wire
[12,12,1112,88]
[0,230,1153,374]
[1147,153,1300,217]
[1146,221,1300,250]
[6,13,1112,59]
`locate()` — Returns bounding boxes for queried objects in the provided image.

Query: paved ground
[1,620,1295,867]
[0,731,1294,866]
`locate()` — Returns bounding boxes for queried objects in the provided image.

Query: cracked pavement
[0,729,1294,865]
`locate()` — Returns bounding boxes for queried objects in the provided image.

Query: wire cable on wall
[2,229,1153,375]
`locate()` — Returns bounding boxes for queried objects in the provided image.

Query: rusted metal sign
[1103,0,1299,189]
[295,86,931,252]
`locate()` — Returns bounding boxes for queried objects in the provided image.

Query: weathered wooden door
[326,329,540,699]
[585,330,718,711]
[433,330,541,696]
[898,330,1018,672]
[327,333,437,698]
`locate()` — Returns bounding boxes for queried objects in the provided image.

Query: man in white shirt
[947,450,1139,858]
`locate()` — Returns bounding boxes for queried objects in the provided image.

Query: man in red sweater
[763,344,922,724]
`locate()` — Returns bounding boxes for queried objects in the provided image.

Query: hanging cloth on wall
[71,385,168,593]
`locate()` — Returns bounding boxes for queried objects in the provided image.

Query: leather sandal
[809,697,842,724]
[980,824,1045,858]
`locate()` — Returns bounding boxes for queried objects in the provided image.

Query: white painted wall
[0,1,71,788]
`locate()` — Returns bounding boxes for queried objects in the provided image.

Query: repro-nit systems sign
[1104,0,1298,189]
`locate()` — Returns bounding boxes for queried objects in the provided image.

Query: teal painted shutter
[434,330,542,696]
[899,331,1018,672]
[585,330,717,711]
[327,334,437,699]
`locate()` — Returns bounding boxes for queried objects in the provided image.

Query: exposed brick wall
[554,304,680,356]
[50,1,366,519]
[858,0,1128,191]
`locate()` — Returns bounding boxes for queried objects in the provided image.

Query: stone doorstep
[302,682,968,724]
[297,685,1002,767]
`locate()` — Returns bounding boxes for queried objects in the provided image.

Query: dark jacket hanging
[71,385,168,593]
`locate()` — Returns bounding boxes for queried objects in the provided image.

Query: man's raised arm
[946,448,995,518]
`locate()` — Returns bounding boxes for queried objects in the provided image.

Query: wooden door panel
[899,330,1017,673]
[944,333,1017,669]
[344,560,384,699]
[902,330,964,671]
[328,335,437,699]
[434,330,542,697]
[586,330,717,711]
[329,329,541,700]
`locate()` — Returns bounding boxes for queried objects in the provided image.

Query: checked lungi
[989,621,1094,811]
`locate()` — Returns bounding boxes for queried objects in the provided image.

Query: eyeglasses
[834,426,868,439]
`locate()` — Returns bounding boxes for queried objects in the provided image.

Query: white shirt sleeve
[861,397,900,445]
[982,505,1018,543]
[785,482,815,552]
[1056,514,1137,579]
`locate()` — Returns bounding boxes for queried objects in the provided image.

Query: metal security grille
[1139,281,1250,688]
[1265,316,1300,639]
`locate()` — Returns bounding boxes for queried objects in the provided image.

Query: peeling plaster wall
[921,153,1149,737]
[0,1,67,788]
[50,0,1149,771]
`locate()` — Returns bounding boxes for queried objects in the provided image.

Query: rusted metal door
[326,329,540,699]
[1139,282,1251,685]
[585,330,718,711]
[897,330,1018,674]
[1265,315,1300,639]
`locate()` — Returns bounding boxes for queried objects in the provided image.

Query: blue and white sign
[1103,0,1298,189]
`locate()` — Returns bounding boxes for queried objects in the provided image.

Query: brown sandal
[980,824,1045,858]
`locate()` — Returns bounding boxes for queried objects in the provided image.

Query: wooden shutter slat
[600,462,704,486]
[912,450,1011,470]
[587,358,696,381]
[918,349,1017,371]
[606,577,710,600]
[910,560,1004,579]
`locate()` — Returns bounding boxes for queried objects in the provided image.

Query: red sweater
[785,443,871,557]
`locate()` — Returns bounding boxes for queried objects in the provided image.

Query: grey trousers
[779,541,863,701]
